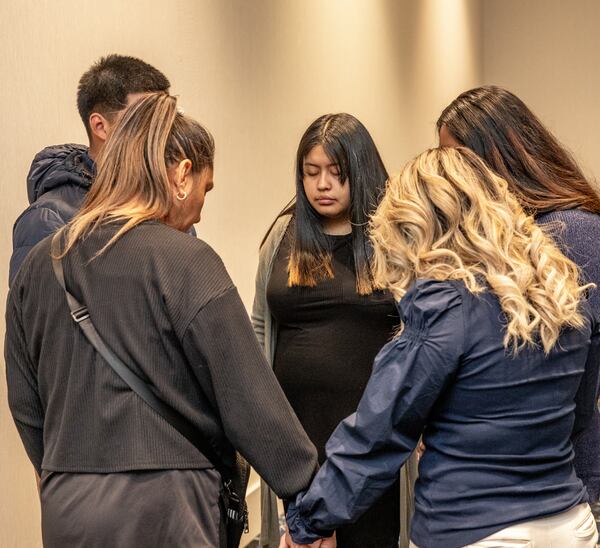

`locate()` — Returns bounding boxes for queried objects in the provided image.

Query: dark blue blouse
[287,279,600,548]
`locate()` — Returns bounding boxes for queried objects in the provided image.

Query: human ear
[89,112,111,144]
[175,159,193,188]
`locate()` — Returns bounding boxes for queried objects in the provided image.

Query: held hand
[280,533,322,548]
[279,531,292,548]
[285,531,336,548]
[319,532,336,548]
[416,440,426,460]
[283,530,315,548]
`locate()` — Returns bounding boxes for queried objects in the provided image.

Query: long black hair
[267,113,388,295]
[437,86,600,215]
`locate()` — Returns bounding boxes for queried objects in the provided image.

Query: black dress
[267,230,401,548]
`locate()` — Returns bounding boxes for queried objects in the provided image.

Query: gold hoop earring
[176,190,188,201]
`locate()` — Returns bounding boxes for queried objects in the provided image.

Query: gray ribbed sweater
[538,208,600,500]
[5,221,318,499]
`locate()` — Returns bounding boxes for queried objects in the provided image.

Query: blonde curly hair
[369,147,592,354]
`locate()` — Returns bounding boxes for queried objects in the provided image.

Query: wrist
[286,501,334,544]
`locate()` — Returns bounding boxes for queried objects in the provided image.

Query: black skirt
[41,468,224,547]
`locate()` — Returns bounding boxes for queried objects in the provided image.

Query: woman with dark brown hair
[437,85,600,520]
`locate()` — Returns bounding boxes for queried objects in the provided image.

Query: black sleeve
[182,287,318,498]
[4,289,45,473]
[572,316,600,439]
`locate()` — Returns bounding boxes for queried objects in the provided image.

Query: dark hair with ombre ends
[283,113,389,295]
[437,85,600,216]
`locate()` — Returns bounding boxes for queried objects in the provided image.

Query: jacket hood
[27,144,94,204]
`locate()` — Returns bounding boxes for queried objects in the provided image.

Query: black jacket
[6,221,318,498]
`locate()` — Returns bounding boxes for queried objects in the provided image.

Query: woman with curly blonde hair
[285,147,600,548]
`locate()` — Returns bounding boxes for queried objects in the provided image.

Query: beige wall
[483,0,600,181]
[0,1,482,546]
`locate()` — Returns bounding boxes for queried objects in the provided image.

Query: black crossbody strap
[51,254,231,482]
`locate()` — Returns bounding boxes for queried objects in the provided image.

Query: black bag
[52,254,250,548]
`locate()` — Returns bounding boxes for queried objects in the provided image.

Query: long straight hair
[279,113,388,295]
[53,93,214,258]
[437,86,600,215]
[370,147,591,354]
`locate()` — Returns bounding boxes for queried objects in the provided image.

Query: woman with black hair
[437,86,600,524]
[252,113,400,548]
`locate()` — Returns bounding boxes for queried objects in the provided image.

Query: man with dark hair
[76,54,170,156]
[9,54,172,285]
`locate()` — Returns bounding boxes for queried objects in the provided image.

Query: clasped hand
[279,530,336,548]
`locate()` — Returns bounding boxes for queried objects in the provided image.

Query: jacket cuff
[286,497,334,544]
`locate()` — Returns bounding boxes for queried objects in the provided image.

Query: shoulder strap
[51,253,231,481]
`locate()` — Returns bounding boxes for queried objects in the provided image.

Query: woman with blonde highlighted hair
[285,147,600,548]
[5,92,318,548]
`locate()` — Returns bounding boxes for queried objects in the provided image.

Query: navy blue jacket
[10,144,94,286]
[287,279,600,548]
[10,144,196,286]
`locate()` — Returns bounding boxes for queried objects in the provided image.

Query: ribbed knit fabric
[538,209,600,501]
[5,220,317,499]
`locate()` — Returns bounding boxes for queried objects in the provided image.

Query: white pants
[409,503,598,547]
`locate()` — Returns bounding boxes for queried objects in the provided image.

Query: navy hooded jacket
[287,279,600,548]
[10,144,196,286]
[10,144,94,285]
